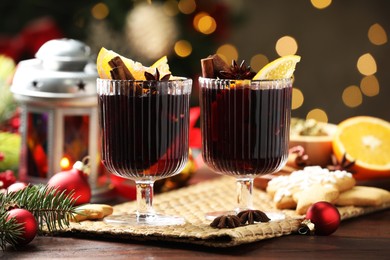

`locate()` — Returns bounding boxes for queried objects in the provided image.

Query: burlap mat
[52,176,390,247]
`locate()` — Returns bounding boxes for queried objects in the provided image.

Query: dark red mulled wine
[200,79,292,177]
[98,83,190,180]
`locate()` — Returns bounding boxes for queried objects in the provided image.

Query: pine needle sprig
[3,185,79,233]
[0,209,24,251]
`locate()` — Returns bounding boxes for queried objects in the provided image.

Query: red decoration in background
[47,161,91,206]
[0,16,63,62]
[111,107,202,200]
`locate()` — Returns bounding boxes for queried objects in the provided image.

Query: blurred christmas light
[292,88,304,110]
[360,75,380,97]
[126,3,178,60]
[60,156,71,170]
[357,53,377,76]
[178,0,196,14]
[163,0,179,16]
[342,85,363,108]
[368,23,388,45]
[216,44,238,64]
[306,108,328,123]
[193,12,216,35]
[275,35,298,56]
[250,54,269,72]
[91,3,109,20]
[311,0,332,9]
[174,40,192,57]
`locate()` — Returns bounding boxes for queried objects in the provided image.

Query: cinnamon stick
[109,56,134,80]
[201,58,215,78]
[208,54,229,77]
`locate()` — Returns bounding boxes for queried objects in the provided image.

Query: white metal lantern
[11,38,112,201]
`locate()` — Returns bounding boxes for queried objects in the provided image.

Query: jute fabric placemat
[51,176,390,247]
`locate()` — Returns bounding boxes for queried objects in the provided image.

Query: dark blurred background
[1,0,389,124]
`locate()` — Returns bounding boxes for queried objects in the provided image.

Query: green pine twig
[1,184,79,250]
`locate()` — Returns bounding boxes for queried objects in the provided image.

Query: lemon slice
[96,47,171,80]
[253,55,301,80]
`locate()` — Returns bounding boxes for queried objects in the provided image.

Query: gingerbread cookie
[266,166,355,211]
[336,186,390,207]
[294,184,339,215]
[71,204,113,222]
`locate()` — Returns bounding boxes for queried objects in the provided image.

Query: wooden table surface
[2,169,390,259]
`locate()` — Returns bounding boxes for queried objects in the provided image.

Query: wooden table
[2,169,390,259]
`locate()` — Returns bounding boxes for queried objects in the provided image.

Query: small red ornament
[47,161,91,206]
[299,201,341,236]
[6,208,38,246]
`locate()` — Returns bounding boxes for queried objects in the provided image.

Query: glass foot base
[205,210,285,222]
[104,213,186,226]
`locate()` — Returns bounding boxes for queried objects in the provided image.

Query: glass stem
[135,181,156,219]
[235,177,254,213]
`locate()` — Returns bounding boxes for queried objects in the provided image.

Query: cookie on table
[71,204,114,222]
[294,184,340,215]
[336,186,390,207]
[266,166,355,210]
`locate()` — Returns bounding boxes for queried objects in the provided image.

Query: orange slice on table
[96,47,171,80]
[332,116,390,180]
[253,55,301,80]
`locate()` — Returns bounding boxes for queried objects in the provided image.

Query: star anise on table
[219,60,256,79]
[327,153,355,173]
[237,210,271,225]
[210,215,242,229]
[144,68,171,81]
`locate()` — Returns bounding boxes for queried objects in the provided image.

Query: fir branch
[0,205,24,251]
[1,185,78,233]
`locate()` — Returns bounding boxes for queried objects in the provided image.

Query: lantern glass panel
[27,111,49,178]
[62,115,90,170]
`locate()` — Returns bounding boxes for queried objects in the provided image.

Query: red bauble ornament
[6,208,38,245]
[47,161,91,206]
[304,201,341,236]
[7,182,28,193]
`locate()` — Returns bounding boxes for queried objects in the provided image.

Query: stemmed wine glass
[97,78,192,225]
[199,77,293,220]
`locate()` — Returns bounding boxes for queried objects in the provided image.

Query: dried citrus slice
[332,116,390,180]
[253,55,301,80]
[96,48,171,80]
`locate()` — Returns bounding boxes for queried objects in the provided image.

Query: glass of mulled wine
[97,78,192,225]
[199,77,293,220]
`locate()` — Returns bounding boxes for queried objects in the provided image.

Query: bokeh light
[342,85,363,108]
[357,53,377,76]
[306,108,328,123]
[368,23,388,45]
[91,3,109,20]
[174,40,192,58]
[310,0,332,9]
[275,36,298,56]
[163,0,179,16]
[250,54,269,72]
[216,44,238,64]
[360,75,380,97]
[193,12,217,35]
[292,88,304,110]
[178,0,196,14]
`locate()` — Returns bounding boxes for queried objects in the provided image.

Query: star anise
[144,68,171,81]
[327,153,355,173]
[210,215,242,229]
[219,60,256,79]
[237,209,270,225]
